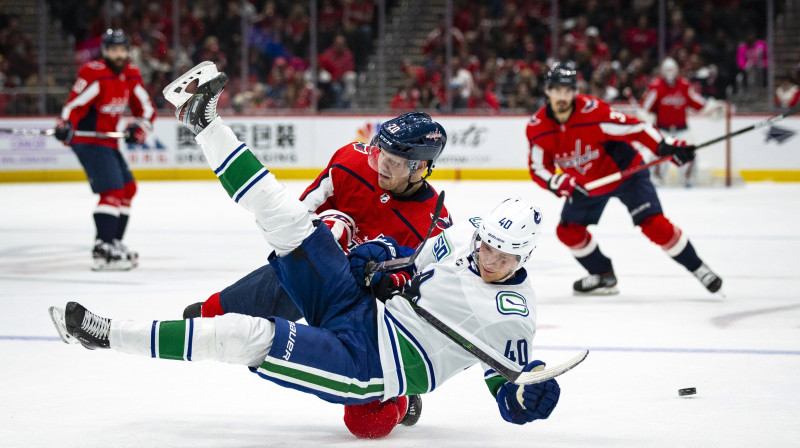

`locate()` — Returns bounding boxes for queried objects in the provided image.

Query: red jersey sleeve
[599,102,663,155]
[126,65,156,123]
[60,62,104,126]
[526,113,558,192]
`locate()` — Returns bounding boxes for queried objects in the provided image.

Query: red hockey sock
[200,292,225,317]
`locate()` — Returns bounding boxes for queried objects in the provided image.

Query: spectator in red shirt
[466,83,499,112]
[317,0,342,49]
[669,28,701,60]
[584,26,610,69]
[390,82,419,110]
[319,34,355,108]
[624,14,657,58]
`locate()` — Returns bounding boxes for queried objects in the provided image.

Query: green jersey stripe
[157,320,187,360]
[258,359,384,398]
[217,150,264,197]
[394,328,431,395]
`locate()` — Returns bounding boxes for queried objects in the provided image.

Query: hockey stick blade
[365,190,446,275]
[510,349,589,385]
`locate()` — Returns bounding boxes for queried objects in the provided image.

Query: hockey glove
[125,122,149,145]
[54,120,74,144]
[318,209,356,253]
[658,137,696,166]
[496,360,561,425]
[372,271,411,302]
[348,236,400,287]
[547,173,582,198]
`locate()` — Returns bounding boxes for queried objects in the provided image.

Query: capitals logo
[555,139,599,175]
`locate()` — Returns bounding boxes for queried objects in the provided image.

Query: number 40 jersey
[374,218,538,400]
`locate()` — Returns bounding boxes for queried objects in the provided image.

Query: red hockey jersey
[640,77,705,130]
[527,95,663,196]
[60,59,156,149]
[300,142,451,250]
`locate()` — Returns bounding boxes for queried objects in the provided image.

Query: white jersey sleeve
[374,219,537,400]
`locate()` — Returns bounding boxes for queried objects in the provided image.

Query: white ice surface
[1,180,799,447]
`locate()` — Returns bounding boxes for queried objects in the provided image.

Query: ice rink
[1,179,799,447]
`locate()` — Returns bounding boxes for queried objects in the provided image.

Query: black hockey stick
[364,190,446,278]
[410,302,588,385]
[583,106,800,192]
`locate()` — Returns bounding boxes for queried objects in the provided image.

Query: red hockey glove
[658,138,696,166]
[125,123,149,145]
[344,396,408,439]
[372,270,411,302]
[318,209,356,253]
[54,120,74,144]
[547,173,580,198]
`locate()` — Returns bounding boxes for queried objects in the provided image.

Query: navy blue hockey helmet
[102,29,130,50]
[373,112,447,169]
[544,62,578,90]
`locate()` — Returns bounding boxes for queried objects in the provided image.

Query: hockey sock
[195,118,314,256]
[115,181,137,240]
[639,214,703,272]
[670,240,703,272]
[201,292,225,317]
[94,189,124,243]
[575,246,614,275]
[115,214,129,241]
[110,314,274,367]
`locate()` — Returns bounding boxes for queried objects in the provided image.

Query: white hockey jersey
[375,218,538,400]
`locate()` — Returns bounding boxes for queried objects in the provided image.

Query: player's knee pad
[190,313,274,366]
[556,223,596,258]
[639,214,688,256]
[97,188,125,215]
[121,181,137,211]
[344,396,407,439]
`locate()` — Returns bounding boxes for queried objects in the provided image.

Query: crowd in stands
[393,0,799,113]
[2,0,800,114]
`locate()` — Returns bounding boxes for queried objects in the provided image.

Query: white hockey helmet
[473,197,543,271]
[661,57,679,84]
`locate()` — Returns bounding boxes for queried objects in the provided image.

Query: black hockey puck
[678,387,697,396]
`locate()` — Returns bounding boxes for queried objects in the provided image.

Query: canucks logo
[496,292,529,316]
[469,217,482,228]
[432,233,450,261]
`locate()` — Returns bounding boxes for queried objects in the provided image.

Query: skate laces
[694,265,715,286]
[205,94,220,123]
[81,310,110,341]
[581,274,601,288]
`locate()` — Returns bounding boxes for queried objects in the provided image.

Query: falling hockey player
[526,62,722,295]
[49,63,563,437]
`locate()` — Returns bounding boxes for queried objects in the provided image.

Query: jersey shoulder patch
[495,291,529,316]
[431,232,452,261]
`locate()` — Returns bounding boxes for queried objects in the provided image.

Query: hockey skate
[92,240,133,271]
[162,61,227,135]
[49,302,111,349]
[693,263,722,293]
[573,271,619,295]
[399,394,422,426]
[48,306,78,344]
[113,239,139,268]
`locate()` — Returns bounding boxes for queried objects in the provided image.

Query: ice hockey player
[526,61,722,295]
[54,29,156,271]
[181,110,450,435]
[640,57,724,187]
[49,65,560,439]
